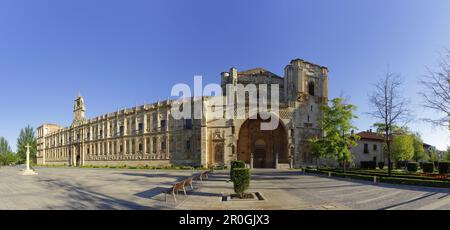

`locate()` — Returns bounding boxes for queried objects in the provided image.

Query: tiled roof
[356,131,385,141]
[238,68,282,79]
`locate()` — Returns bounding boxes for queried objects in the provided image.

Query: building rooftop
[238,67,282,79]
[356,131,384,141]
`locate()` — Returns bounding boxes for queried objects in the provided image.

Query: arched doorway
[237,116,288,168]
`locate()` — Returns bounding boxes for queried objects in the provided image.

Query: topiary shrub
[232,168,251,198]
[230,160,246,181]
[360,161,376,170]
[433,161,439,168]
[438,161,450,174]
[422,162,434,173]
[407,162,419,172]
[378,162,385,169]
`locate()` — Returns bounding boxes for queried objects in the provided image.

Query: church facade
[36,58,329,168]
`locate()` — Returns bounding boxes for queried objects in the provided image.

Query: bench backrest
[185,177,193,185]
[173,181,185,191]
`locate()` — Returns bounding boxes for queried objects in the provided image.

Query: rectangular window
[373,144,377,151]
[185,119,193,129]
[186,140,191,150]
[161,120,166,129]
[364,144,369,154]
[120,144,123,153]
[119,126,124,136]
[138,123,143,131]
[139,143,143,152]
[161,140,166,150]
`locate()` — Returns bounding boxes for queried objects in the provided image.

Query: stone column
[166,134,170,159]
[143,137,147,155]
[275,152,279,169]
[289,154,293,169]
[250,152,254,169]
[106,140,110,156]
[149,137,153,155]
[124,117,128,136]
[143,112,148,133]
[43,136,46,165]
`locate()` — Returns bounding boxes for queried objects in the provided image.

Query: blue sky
[0,0,449,151]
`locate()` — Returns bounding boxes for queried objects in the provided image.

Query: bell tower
[73,93,86,125]
[284,58,328,107]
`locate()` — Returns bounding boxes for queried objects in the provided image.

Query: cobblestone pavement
[0,166,449,210]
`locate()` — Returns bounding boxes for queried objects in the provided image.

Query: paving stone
[0,166,449,210]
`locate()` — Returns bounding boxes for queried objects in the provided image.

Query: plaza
[1,166,449,210]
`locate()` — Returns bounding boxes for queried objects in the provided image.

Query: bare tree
[419,49,450,128]
[368,71,411,176]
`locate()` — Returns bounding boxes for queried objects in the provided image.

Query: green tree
[445,147,450,161]
[391,135,414,162]
[368,71,411,176]
[411,133,425,162]
[309,137,327,167]
[0,137,16,166]
[373,123,410,135]
[310,98,360,171]
[429,149,440,162]
[16,125,37,164]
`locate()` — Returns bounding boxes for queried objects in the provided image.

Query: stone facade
[36,58,329,168]
[351,131,385,167]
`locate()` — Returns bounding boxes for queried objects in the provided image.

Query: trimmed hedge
[360,161,376,170]
[378,162,385,170]
[379,177,450,188]
[232,168,251,197]
[407,162,419,172]
[230,160,246,169]
[438,161,450,174]
[230,160,246,181]
[306,168,450,188]
[422,162,434,173]
[318,168,450,182]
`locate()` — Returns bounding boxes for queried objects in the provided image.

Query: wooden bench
[164,181,186,203]
[184,177,194,190]
[196,170,211,182]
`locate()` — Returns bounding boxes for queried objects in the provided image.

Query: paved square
[0,166,449,210]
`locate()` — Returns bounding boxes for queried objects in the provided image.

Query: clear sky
[0,0,449,151]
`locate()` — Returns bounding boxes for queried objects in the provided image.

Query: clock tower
[73,93,86,125]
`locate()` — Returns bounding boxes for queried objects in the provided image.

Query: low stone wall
[82,160,171,167]
[45,161,69,166]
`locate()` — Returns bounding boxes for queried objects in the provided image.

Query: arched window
[308,81,315,96]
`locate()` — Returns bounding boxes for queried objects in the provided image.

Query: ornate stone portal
[36,58,328,168]
[237,117,288,168]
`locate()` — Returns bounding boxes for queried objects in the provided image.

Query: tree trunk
[386,136,392,177]
[385,128,392,177]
